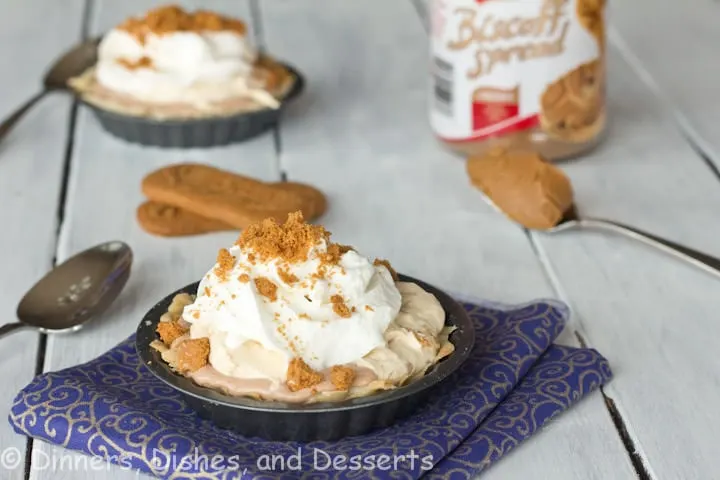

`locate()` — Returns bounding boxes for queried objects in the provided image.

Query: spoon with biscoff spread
[466,150,720,280]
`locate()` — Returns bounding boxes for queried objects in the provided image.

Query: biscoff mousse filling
[151,212,455,403]
[69,5,295,120]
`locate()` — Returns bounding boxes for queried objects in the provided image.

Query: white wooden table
[1,0,719,478]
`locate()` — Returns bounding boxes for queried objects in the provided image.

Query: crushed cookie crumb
[247,253,256,264]
[254,277,278,302]
[351,306,356,312]
[203,286,211,297]
[365,305,375,312]
[236,211,332,264]
[330,294,352,318]
[298,313,310,320]
[192,311,200,319]
[238,273,250,283]
[286,357,323,392]
[156,321,187,345]
[175,337,210,373]
[118,5,247,43]
[373,258,399,281]
[117,56,153,70]
[277,266,299,285]
[214,248,235,281]
[338,244,354,254]
[231,294,237,299]
[330,366,356,390]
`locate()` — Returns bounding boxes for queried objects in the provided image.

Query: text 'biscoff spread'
[429,0,606,161]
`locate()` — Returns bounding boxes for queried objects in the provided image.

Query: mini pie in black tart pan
[136,274,475,441]
[80,63,305,149]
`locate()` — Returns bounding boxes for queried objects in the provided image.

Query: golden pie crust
[539,59,605,143]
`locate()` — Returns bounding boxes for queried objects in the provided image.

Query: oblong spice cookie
[141,164,313,229]
[281,182,328,219]
[137,201,235,237]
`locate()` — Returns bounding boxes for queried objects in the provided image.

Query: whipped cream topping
[95,27,277,107]
[182,240,402,382]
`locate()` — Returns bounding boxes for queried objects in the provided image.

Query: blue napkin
[9,300,611,479]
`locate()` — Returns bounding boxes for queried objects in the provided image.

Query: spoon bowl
[6,241,132,338]
[0,37,100,141]
[43,37,100,91]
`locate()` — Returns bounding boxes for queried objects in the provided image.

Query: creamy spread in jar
[429,0,606,161]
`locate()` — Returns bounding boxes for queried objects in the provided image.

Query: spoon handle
[0,322,33,339]
[579,217,720,280]
[0,91,48,141]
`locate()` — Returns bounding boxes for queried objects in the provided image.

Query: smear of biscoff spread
[466,150,574,230]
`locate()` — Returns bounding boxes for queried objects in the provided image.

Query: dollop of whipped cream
[95,6,276,107]
[182,213,403,382]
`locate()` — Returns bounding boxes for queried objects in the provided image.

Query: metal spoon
[0,38,99,141]
[484,193,720,279]
[546,205,720,279]
[2,241,132,339]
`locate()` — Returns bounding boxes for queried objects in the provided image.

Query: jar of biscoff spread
[429,0,606,161]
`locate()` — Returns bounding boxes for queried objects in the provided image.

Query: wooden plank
[0,1,84,479]
[30,1,278,479]
[259,1,635,479]
[531,41,720,480]
[609,0,720,166]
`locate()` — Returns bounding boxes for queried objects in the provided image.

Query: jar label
[429,0,605,144]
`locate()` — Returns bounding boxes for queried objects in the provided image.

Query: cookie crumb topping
[214,248,235,281]
[330,294,352,318]
[175,337,210,373]
[238,273,250,283]
[236,211,332,264]
[254,277,278,302]
[118,5,247,43]
[330,366,356,390]
[286,357,323,392]
[116,56,153,70]
[156,321,187,345]
[277,266,299,285]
